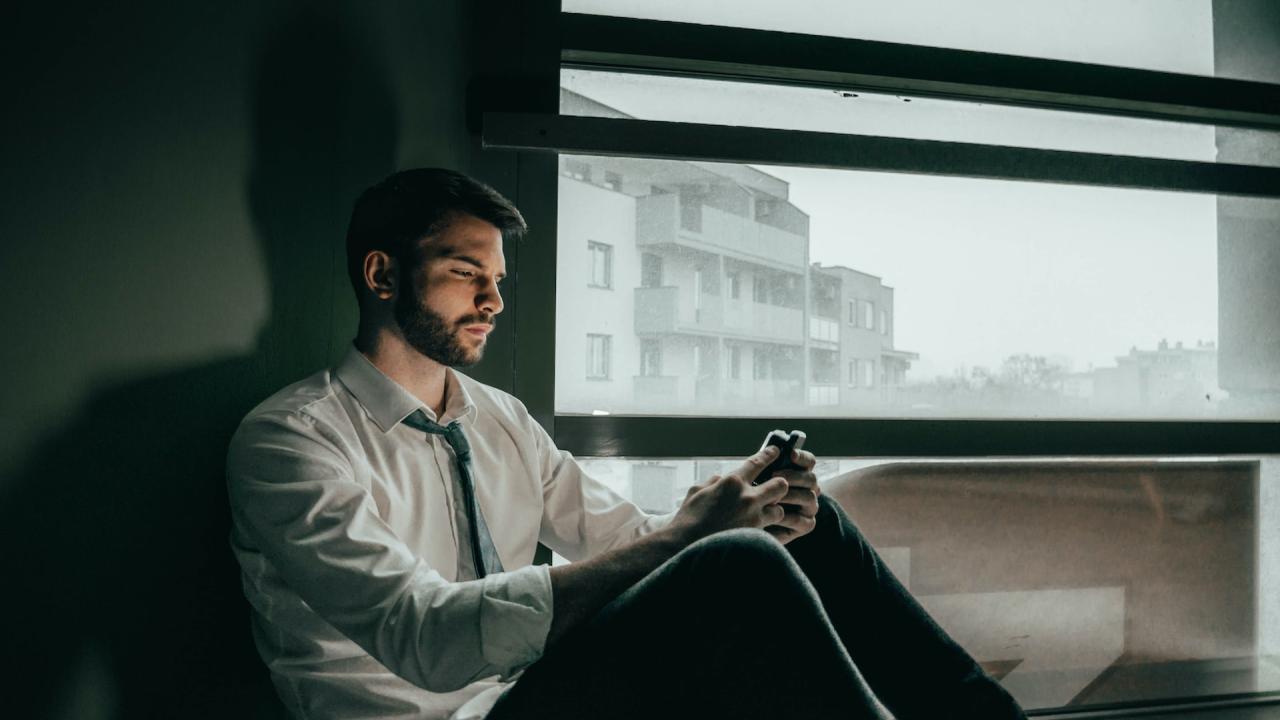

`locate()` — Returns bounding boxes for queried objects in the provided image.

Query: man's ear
[363,250,397,301]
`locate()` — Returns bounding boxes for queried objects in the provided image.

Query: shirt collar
[334,346,477,433]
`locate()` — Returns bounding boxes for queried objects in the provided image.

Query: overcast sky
[561,1,1224,379]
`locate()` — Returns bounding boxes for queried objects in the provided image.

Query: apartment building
[556,89,916,417]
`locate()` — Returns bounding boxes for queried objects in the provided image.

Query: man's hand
[763,448,820,545]
[666,445,791,545]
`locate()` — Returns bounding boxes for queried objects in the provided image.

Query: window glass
[566,455,1280,712]
[586,334,611,379]
[555,152,1280,420]
[588,240,613,288]
[562,70,1280,169]
[564,0,1278,82]
[639,339,661,377]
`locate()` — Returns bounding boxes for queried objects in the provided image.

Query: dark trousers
[489,495,1027,719]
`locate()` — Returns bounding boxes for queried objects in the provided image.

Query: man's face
[394,213,506,367]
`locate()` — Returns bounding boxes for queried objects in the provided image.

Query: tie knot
[404,413,471,462]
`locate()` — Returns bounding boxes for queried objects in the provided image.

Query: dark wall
[0,1,533,717]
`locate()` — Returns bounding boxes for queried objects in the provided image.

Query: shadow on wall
[3,7,397,718]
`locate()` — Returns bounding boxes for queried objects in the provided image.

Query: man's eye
[454,269,475,278]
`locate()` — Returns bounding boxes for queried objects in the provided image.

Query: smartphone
[755,429,806,485]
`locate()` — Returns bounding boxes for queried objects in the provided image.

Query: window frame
[585,333,612,380]
[497,7,1280,458]
[490,6,1280,713]
[586,239,613,289]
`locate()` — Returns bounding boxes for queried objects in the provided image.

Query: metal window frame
[486,112,1280,198]
[559,13,1280,131]
[491,8,1280,715]
[502,11,1280,457]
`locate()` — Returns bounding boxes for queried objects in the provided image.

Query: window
[639,339,661,377]
[587,241,613,289]
[752,275,769,304]
[495,6,1280,713]
[728,345,741,380]
[727,271,740,299]
[560,453,1273,714]
[604,170,623,190]
[859,360,875,388]
[586,334,611,379]
[552,153,1279,421]
[563,157,591,181]
[698,266,719,295]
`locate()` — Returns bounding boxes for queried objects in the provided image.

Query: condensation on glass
[561,70,1280,169]
[554,147,1280,421]
[567,454,1280,711]
[564,0,1279,83]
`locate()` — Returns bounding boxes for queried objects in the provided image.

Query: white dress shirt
[227,347,671,720]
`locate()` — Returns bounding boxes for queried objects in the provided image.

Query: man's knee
[681,528,798,584]
[816,492,844,520]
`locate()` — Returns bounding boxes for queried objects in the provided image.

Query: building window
[640,339,662,377]
[753,350,769,380]
[848,299,857,325]
[880,309,889,336]
[860,360,875,388]
[587,334,612,380]
[564,158,591,182]
[848,360,856,385]
[729,345,741,380]
[862,300,876,330]
[641,252,663,288]
[728,271,741,299]
[588,241,613,289]
[604,170,623,191]
[753,275,769,303]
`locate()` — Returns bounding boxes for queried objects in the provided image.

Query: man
[227,168,1026,719]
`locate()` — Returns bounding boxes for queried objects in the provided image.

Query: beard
[394,279,492,368]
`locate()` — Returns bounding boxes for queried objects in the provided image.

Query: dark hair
[345,168,527,299]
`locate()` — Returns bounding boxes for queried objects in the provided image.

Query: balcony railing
[809,316,839,343]
[636,193,807,270]
[632,375,680,406]
[636,286,804,343]
[722,378,805,406]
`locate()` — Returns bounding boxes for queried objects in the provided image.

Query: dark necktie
[403,412,504,578]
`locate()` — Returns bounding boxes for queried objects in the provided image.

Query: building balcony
[633,374,680,404]
[722,378,805,406]
[636,286,804,344]
[809,316,839,345]
[636,193,807,271]
[808,383,839,406]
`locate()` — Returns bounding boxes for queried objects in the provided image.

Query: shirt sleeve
[523,410,674,562]
[226,410,553,693]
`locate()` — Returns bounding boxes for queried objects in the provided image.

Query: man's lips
[462,324,493,337]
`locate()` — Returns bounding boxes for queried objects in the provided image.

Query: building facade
[555,89,916,419]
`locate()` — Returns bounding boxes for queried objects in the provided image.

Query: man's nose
[478,277,503,316]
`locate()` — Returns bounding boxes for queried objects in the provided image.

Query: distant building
[1079,340,1220,413]
[556,88,916,417]
[809,263,918,407]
